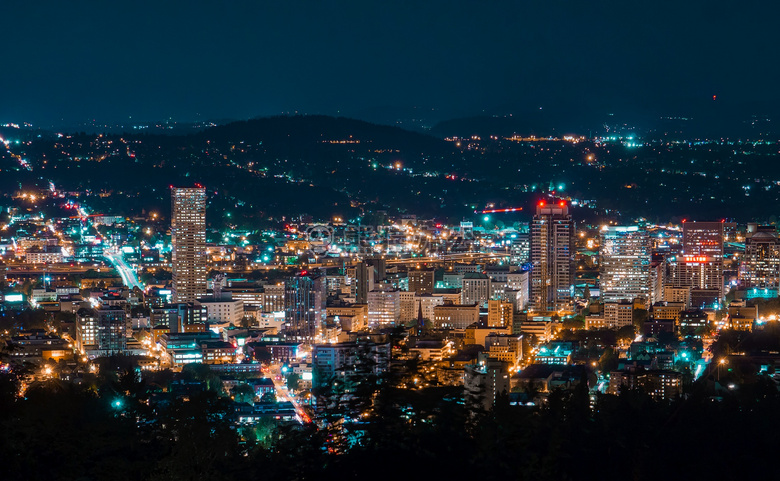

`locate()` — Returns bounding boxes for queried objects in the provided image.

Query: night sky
[4,0,779,127]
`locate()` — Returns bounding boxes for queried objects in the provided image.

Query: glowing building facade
[669,221,724,309]
[171,187,207,303]
[530,201,574,314]
[599,226,651,307]
[740,224,780,292]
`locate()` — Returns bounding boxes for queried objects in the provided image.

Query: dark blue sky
[4,0,779,126]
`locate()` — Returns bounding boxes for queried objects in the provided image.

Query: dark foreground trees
[2,363,780,481]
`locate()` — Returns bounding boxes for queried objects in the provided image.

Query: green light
[558,184,565,190]
[483,215,490,222]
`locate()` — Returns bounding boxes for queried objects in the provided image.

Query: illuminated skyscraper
[355,261,375,304]
[76,307,128,355]
[510,231,531,265]
[171,187,207,303]
[461,272,490,306]
[367,286,401,328]
[669,220,724,309]
[530,201,574,313]
[284,274,326,342]
[740,224,780,292]
[599,226,651,306]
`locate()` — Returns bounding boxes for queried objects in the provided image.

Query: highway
[104,249,143,290]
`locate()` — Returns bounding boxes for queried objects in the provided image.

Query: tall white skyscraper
[530,200,574,314]
[171,186,207,303]
[599,226,651,306]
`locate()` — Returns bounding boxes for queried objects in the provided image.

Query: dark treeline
[1,360,778,481]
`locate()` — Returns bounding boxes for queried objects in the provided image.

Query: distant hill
[198,115,453,157]
[7,112,780,227]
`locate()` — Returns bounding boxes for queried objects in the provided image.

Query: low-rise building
[433,302,479,329]
[728,305,758,331]
[326,304,368,331]
[604,301,634,328]
[464,355,510,410]
[679,309,709,335]
[160,331,219,367]
[533,341,575,365]
[201,340,237,364]
[24,246,63,264]
[652,301,686,324]
[409,339,454,361]
[519,319,553,341]
[197,293,244,326]
[608,367,682,401]
[484,333,523,365]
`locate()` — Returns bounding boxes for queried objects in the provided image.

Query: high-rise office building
[171,187,207,303]
[530,201,574,313]
[599,226,651,306]
[509,228,531,266]
[367,285,401,328]
[284,274,326,342]
[683,221,724,258]
[365,256,386,282]
[76,307,128,354]
[669,221,724,308]
[740,224,780,294]
[355,261,375,304]
[461,272,490,306]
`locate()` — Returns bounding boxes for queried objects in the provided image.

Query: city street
[268,364,311,424]
[104,248,143,291]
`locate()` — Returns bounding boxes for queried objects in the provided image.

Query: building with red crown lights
[530,200,574,314]
[667,220,724,309]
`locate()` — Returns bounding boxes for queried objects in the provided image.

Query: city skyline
[2,180,779,480]
[3,2,780,479]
